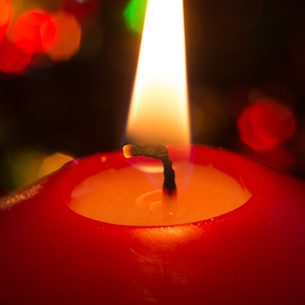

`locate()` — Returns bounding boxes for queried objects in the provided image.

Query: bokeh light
[47,11,82,61]
[124,0,147,33]
[0,1,86,71]
[3,151,74,190]
[39,152,74,177]
[5,150,45,189]
[0,0,13,42]
[0,39,31,73]
[12,10,57,54]
[238,98,296,151]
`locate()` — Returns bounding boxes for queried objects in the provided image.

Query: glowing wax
[69,162,251,226]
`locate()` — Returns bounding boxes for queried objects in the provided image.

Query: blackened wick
[123,143,177,196]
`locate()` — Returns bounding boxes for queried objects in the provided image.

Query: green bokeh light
[124,0,147,33]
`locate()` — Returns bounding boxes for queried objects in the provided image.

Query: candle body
[1,146,305,305]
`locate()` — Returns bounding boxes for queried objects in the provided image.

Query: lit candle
[1,147,305,305]
[1,0,305,304]
[68,0,250,227]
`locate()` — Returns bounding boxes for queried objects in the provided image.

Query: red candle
[1,1,305,304]
[1,146,305,305]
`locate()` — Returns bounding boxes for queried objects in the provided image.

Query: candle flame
[126,0,190,145]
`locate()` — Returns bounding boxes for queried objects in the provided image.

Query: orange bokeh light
[12,10,57,54]
[0,0,13,42]
[0,39,31,73]
[47,12,81,61]
[238,98,296,151]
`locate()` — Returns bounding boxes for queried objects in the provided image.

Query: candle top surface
[67,147,252,227]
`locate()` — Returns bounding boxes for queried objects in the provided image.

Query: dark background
[1,0,305,191]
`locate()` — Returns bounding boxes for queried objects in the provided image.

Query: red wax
[1,146,305,305]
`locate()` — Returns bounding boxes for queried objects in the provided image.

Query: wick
[123,143,177,196]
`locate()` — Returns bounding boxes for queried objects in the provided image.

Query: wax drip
[123,144,177,196]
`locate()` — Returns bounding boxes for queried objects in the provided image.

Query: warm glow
[0,0,11,26]
[0,39,31,73]
[69,162,251,226]
[47,12,82,61]
[126,0,190,145]
[12,10,57,54]
[238,99,296,151]
[39,153,74,178]
[0,0,12,42]
[124,0,147,33]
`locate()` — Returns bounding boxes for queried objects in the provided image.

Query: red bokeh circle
[0,39,31,74]
[12,10,57,54]
[238,99,296,151]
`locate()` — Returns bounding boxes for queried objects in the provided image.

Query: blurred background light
[47,11,82,61]
[0,39,31,73]
[1,150,73,190]
[0,0,89,75]
[12,10,57,54]
[238,98,296,151]
[0,0,305,191]
[38,152,74,177]
[0,0,13,42]
[124,0,147,33]
[4,150,45,189]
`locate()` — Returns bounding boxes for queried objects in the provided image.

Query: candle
[1,0,305,304]
[1,147,305,305]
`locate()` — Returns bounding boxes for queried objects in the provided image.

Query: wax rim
[55,145,259,228]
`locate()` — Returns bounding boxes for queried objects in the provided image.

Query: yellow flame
[126,0,190,145]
